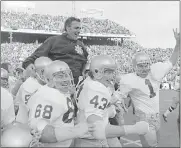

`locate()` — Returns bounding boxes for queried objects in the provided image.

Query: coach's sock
[123,121,149,135]
[164,106,175,117]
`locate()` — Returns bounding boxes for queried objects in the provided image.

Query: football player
[117,29,180,147]
[1,86,15,129]
[11,65,27,97]
[163,69,180,137]
[1,68,9,89]
[1,68,16,129]
[27,60,91,147]
[74,55,149,147]
[15,57,52,123]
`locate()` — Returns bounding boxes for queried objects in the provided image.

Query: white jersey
[8,75,17,93]
[15,77,42,106]
[77,77,112,138]
[28,85,75,147]
[119,61,173,114]
[1,87,15,126]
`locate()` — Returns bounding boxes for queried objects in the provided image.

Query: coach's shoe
[162,114,168,122]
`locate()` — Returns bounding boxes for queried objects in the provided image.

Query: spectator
[22,17,88,85]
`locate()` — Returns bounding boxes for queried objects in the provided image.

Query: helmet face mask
[133,53,151,78]
[102,67,116,83]
[93,66,117,88]
[45,62,75,94]
[35,68,46,83]
[90,55,117,88]
[135,61,151,77]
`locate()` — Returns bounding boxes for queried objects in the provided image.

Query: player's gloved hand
[107,105,116,118]
[91,121,107,140]
[135,121,149,135]
[162,114,168,122]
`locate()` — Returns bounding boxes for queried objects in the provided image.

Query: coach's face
[66,21,81,40]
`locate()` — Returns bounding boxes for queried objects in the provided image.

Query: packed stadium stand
[1,10,180,85]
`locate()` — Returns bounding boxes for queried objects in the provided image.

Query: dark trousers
[74,76,79,86]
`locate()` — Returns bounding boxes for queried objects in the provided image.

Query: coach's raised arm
[22,17,88,85]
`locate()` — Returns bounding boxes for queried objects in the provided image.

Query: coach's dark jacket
[22,33,88,84]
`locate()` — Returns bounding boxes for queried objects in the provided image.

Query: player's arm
[91,120,149,140]
[151,29,180,81]
[14,86,23,105]
[15,103,29,124]
[39,105,91,143]
[40,122,91,143]
[11,79,24,97]
[1,94,16,127]
[169,28,180,67]
[1,104,15,127]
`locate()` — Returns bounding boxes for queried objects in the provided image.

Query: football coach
[22,17,88,85]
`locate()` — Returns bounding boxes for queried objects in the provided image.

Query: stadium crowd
[1,9,180,147]
[1,40,179,84]
[1,11,132,35]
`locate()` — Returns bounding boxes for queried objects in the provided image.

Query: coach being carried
[22,17,88,85]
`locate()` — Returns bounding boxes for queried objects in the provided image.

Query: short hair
[64,17,81,32]
[1,62,11,73]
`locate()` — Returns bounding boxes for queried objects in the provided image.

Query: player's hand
[134,121,149,135]
[173,28,180,44]
[90,121,107,140]
[111,91,125,104]
[115,103,128,114]
[74,122,94,138]
[107,105,116,118]
[162,114,168,122]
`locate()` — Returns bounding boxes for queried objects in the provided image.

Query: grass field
[119,90,180,147]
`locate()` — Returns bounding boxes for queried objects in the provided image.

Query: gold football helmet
[34,57,52,83]
[90,55,117,88]
[44,60,75,94]
[1,123,33,147]
[132,52,151,78]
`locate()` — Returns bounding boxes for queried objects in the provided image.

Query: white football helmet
[34,57,52,83]
[90,55,117,88]
[132,52,151,78]
[44,60,75,94]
